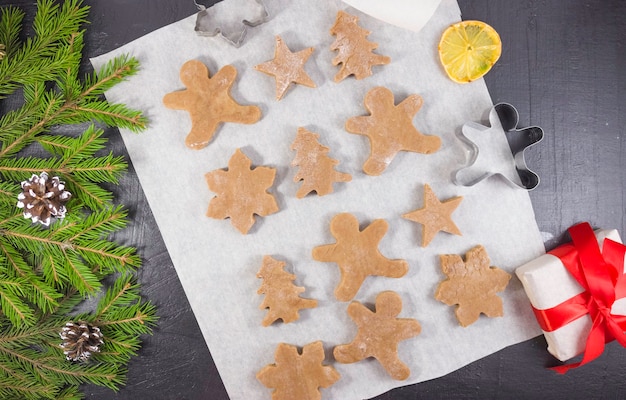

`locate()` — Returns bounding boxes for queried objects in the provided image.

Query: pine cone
[59,321,104,362]
[16,172,71,226]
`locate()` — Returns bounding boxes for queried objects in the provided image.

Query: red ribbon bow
[531,222,626,373]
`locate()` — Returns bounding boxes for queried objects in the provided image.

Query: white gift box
[515,229,626,361]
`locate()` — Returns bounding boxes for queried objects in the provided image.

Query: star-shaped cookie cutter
[453,103,544,190]
[194,0,269,47]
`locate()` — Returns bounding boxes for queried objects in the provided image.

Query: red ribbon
[530,222,626,373]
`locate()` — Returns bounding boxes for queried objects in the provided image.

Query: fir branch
[0,378,58,400]
[55,385,82,400]
[73,238,141,271]
[0,90,65,157]
[59,32,84,102]
[95,333,141,364]
[60,250,100,295]
[61,174,113,210]
[0,0,88,97]
[37,135,75,157]
[84,54,141,97]
[0,156,62,181]
[0,344,123,389]
[0,238,61,313]
[0,181,19,206]
[63,153,127,183]
[0,0,155,396]
[0,276,35,326]
[1,227,138,287]
[40,253,69,288]
[98,302,157,335]
[39,125,107,161]
[63,206,129,243]
[0,5,24,58]
[0,320,60,346]
[70,101,146,131]
[45,290,83,318]
[0,55,146,157]
[95,274,138,318]
[0,95,41,146]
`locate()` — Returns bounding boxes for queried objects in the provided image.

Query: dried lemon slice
[438,20,502,84]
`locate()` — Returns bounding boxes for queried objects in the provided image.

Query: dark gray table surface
[8,0,626,399]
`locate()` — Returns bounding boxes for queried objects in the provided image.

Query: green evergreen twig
[0,0,157,398]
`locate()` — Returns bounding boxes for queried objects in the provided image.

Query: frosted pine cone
[16,172,71,226]
[60,321,104,362]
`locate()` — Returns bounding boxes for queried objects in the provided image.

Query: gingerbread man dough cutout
[312,213,408,301]
[333,291,421,380]
[163,60,261,150]
[346,86,441,175]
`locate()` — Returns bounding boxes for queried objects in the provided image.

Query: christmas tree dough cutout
[333,291,421,380]
[312,213,408,301]
[163,60,261,150]
[330,10,390,82]
[256,256,317,326]
[435,245,511,327]
[346,86,441,175]
[204,148,279,234]
[257,341,340,400]
[402,184,463,247]
[254,36,316,100]
[290,127,352,198]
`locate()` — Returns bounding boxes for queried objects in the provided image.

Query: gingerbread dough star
[205,148,279,234]
[333,291,421,380]
[402,184,463,247]
[346,86,441,175]
[312,213,408,301]
[163,60,261,150]
[254,35,316,100]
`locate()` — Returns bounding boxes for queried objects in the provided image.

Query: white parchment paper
[91,1,546,398]
[342,0,441,33]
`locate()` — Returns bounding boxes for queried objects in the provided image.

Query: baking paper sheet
[91,1,546,398]
[342,0,442,32]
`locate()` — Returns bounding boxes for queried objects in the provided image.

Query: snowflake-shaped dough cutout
[435,245,511,327]
[255,36,316,100]
[333,291,421,380]
[194,0,268,47]
[402,184,463,247]
[346,86,441,175]
[163,60,261,150]
[257,341,340,400]
[204,148,279,234]
[312,213,408,301]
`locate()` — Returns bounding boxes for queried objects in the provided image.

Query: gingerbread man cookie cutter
[453,103,544,190]
[194,0,269,47]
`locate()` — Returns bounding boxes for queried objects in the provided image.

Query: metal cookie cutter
[453,103,544,190]
[194,0,269,47]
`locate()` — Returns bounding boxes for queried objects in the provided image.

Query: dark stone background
[5,0,625,399]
